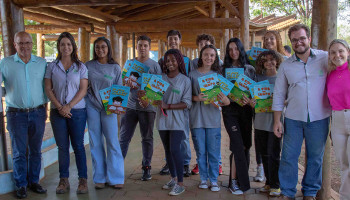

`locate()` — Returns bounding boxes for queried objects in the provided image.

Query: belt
[7,104,46,113]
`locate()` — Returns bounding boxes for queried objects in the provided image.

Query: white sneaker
[169,184,185,196]
[198,180,208,189]
[229,179,243,195]
[210,182,220,192]
[162,178,176,190]
[254,165,265,182]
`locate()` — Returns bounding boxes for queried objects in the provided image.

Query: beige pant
[331,110,350,200]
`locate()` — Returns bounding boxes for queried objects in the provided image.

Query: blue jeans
[191,128,221,183]
[50,108,87,179]
[86,98,124,185]
[280,117,329,198]
[181,110,191,165]
[7,107,47,188]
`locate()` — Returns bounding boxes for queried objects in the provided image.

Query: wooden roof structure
[251,14,301,31]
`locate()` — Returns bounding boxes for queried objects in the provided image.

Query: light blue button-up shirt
[272,49,332,122]
[0,53,48,109]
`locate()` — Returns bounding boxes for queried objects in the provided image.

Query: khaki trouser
[331,110,350,200]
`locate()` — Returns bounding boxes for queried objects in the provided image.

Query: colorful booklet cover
[184,57,190,75]
[209,74,235,108]
[198,73,221,105]
[122,60,133,79]
[145,75,170,104]
[249,80,269,97]
[99,87,112,115]
[140,73,162,90]
[107,85,130,114]
[228,74,256,106]
[225,68,244,82]
[123,60,150,89]
[254,83,274,113]
[248,47,268,67]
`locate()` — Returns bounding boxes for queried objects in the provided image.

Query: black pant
[119,108,156,167]
[255,129,281,189]
[159,130,185,182]
[254,132,263,165]
[222,102,252,192]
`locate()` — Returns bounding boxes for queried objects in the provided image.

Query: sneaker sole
[210,187,220,192]
[169,189,185,196]
[269,193,281,196]
[229,188,243,195]
[141,177,152,181]
[198,186,208,189]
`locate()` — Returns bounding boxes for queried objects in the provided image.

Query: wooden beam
[14,0,216,7]
[37,33,45,57]
[117,4,163,18]
[135,30,223,41]
[115,18,241,33]
[217,0,240,17]
[24,11,77,26]
[209,1,216,18]
[25,24,93,34]
[106,24,120,63]
[41,33,105,42]
[54,6,121,22]
[194,5,209,17]
[0,0,25,57]
[223,10,229,54]
[24,7,106,30]
[121,3,196,22]
[78,27,90,63]
[238,0,249,50]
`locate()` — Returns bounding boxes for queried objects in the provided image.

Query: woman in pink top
[326,39,350,200]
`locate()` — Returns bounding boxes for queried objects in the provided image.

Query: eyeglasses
[291,37,308,44]
[16,42,33,46]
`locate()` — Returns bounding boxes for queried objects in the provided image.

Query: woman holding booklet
[221,38,256,195]
[189,45,230,192]
[85,37,124,189]
[145,49,192,196]
[44,32,89,194]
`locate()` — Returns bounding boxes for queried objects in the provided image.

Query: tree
[250,0,312,23]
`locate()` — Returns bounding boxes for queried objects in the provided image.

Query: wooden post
[229,29,234,39]
[195,49,199,58]
[106,24,120,63]
[238,0,249,50]
[209,1,216,18]
[222,10,229,59]
[311,0,321,49]
[220,37,225,60]
[0,0,25,57]
[78,27,90,63]
[251,32,256,48]
[315,0,337,199]
[162,41,166,55]
[120,35,128,67]
[36,33,45,57]
[158,40,162,60]
[132,32,136,59]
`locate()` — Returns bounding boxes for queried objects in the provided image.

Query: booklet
[140,73,162,90]
[208,74,235,108]
[228,74,256,106]
[225,68,244,82]
[249,80,269,97]
[107,85,130,114]
[184,56,190,75]
[198,73,221,105]
[248,47,268,67]
[254,83,274,113]
[99,87,112,115]
[144,75,170,105]
[123,60,150,89]
[122,60,133,80]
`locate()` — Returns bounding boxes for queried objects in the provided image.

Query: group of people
[0,23,349,200]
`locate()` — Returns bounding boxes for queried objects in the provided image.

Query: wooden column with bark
[158,40,163,60]
[312,0,338,199]
[120,35,128,67]
[78,27,90,63]
[37,33,44,57]
[251,32,256,48]
[238,0,249,50]
[0,0,25,57]
[107,24,120,63]
[222,10,229,56]
[220,37,225,60]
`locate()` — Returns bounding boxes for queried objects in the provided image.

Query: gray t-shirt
[85,60,122,111]
[45,60,88,109]
[192,58,223,69]
[127,58,162,112]
[157,73,192,131]
[254,74,276,132]
[189,69,221,129]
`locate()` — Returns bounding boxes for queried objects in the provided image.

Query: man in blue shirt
[0,31,48,198]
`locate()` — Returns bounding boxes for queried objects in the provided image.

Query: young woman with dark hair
[44,32,88,194]
[85,37,124,189]
[221,38,255,195]
[190,45,230,192]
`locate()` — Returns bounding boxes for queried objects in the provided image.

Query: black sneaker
[159,163,170,175]
[141,166,152,181]
[29,183,47,194]
[16,187,27,199]
[183,165,191,177]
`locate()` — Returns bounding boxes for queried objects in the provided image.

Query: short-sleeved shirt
[86,60,122,111]
[127,58,162,112]
[45,60,88,109]
[0,53,48,109]
[189,69,221,129]
[157,73,192,131]
[254,74,277,132]
[272,49,332,122]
